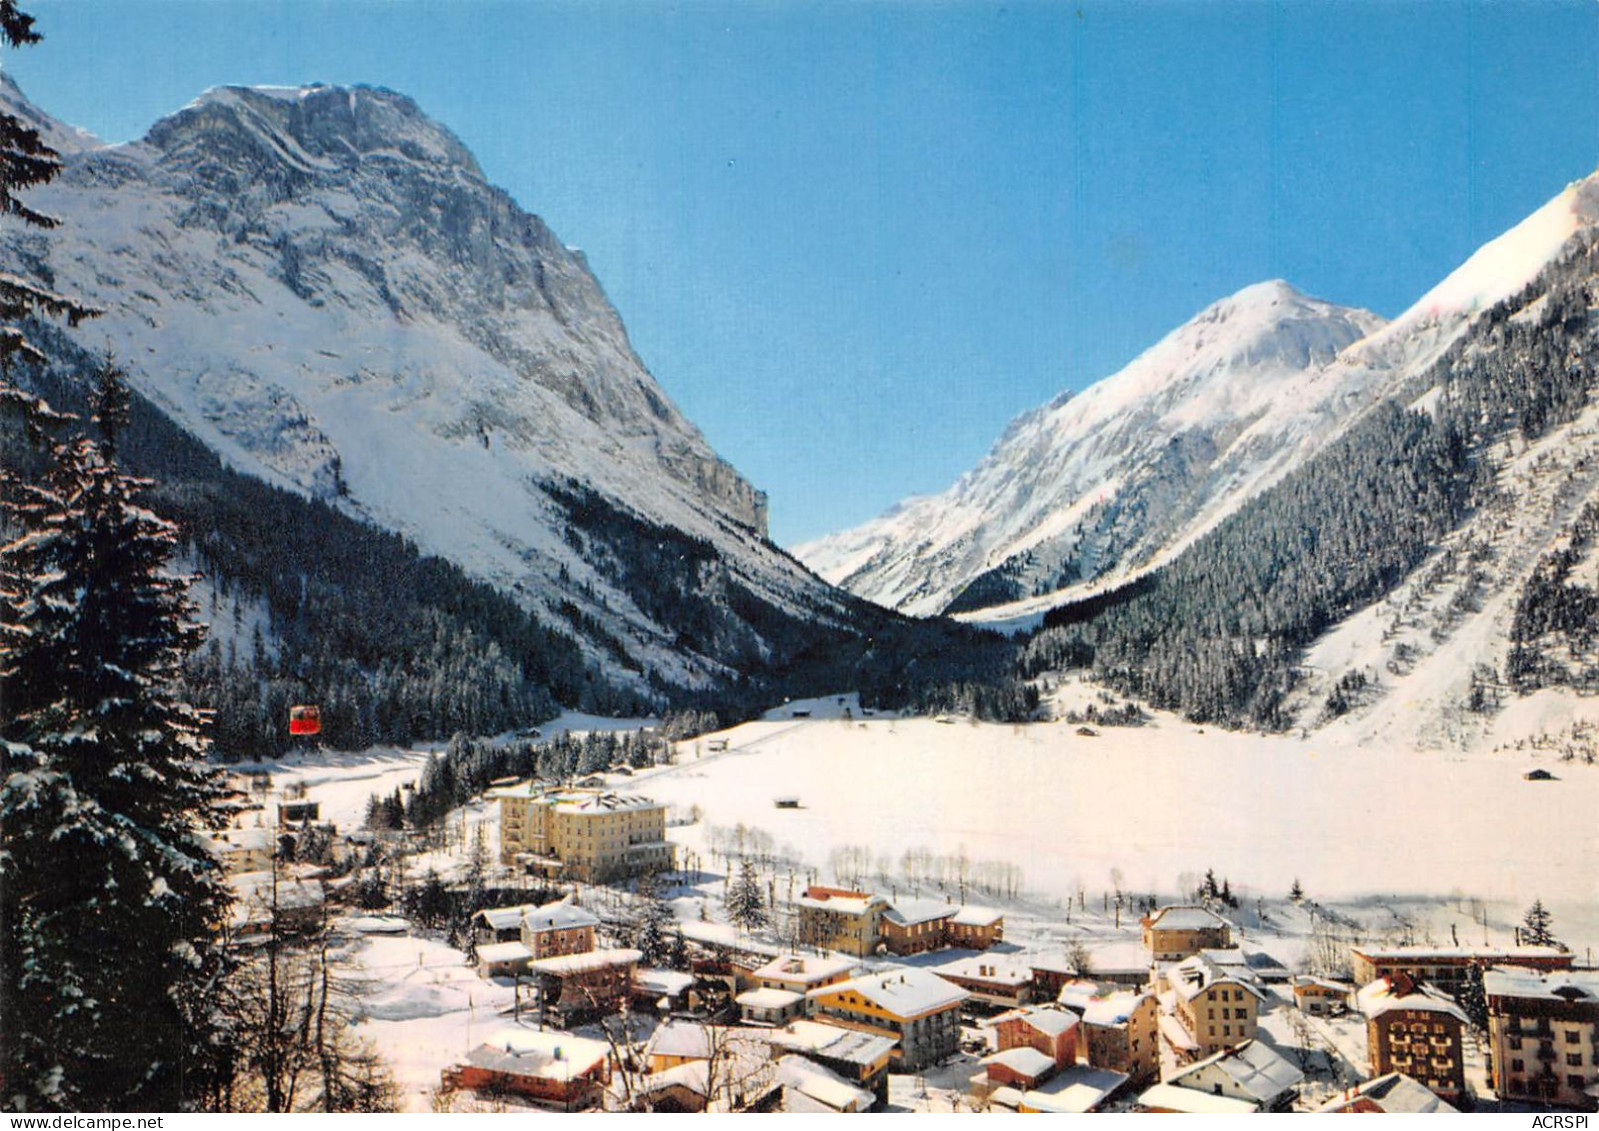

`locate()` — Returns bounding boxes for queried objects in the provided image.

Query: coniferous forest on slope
[1023,232,1599,727]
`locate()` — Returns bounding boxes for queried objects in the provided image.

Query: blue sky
[7,0,1599,545]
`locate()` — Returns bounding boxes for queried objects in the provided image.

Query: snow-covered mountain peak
[0,70,102,154]
[797,281,1386,616]
[155,82,484,178]
[2,77,840,689]
[1352,167,1599,366]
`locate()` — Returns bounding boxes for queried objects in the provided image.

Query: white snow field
[628,709,1599,945]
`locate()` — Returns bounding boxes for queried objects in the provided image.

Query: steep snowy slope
[802,172,1599,624]
[798,281,1385,617]
[0,76,852,689]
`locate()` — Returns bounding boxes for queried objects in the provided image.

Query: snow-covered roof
[1290,975,1352,994]
[737,988,804,1011]
[1200,946,1288,980]
[646,1020,717,1061]
[476,941,532,965]
[814,968,967,1018]
[882,896,956,927]
[1080,990,1151,1028]
[1138,1082,1259,1114]
[528,947,641,977]
[1021,1065,1129,1113]
[989,1086,1025,1109]
[768,1020,898,1067]
[551,789,662,815]
[985,1046,1056,1079]
[1168,1039,1303,1104]
[1353,943,1570,962]
[750,953,855,987]
[1157,1012,1200,1052]
[523,898,600,932]
[774,1055,875,1112]
[464,1028,610,1080]
[991,1004,1080,1038]
[1317,1073,1458,1114]
[1168,953,1266,1003]
[1356,976,1471,1024]
[635,967,695,997]
[1482,965,1599,1003]
[952,905,1004,927]
[1147,905,1229,932]
[1029,954,1079,977]
[935,954,1033,987]
[476,903,537,931]
[797,887,882,917]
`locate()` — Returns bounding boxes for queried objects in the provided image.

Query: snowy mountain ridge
[800,171,1599,624]
[0,76,853,689]
[797,279,1386,617]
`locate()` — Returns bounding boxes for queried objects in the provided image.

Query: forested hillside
[1022,231,1599,727]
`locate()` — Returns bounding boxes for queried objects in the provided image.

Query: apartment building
[808,969,967,1071]
[495,783,673,882]
[1484,966,1599,1109]
[1141,905,1232,962]
[1356,973,1471,1105]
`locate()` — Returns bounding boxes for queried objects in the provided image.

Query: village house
[1029,956,1082,1000]
[476,941,535,979]
[1483,966,1599,1109]
[1290,974,1353,1016]
[767,1020,898,1093]
[529,947,642,1024]
[809,969,967,1071]
[736,987,806,1027]
[982,1045,1057,1092]
[441,1029,611,1110]
[992,1004,1080,1067]
[521,898,600,959]
[634,1023,779,1112]
[1002,1065,1129,1113]
[1356,972,1472,1105]
[774,1055,877,1113]
[1350,944,1574,994]
[1137,1082,1261,1114]
[747,953,855,996]
[493,782,673,881]
[1071,989,1160,1086]
[796,887,888,957]
[632,967,695,1014]
[1141,905,1232,962]
[1317,1072,1460,1113]
[879,897,956,956]
[934,954,1036,1010]
[949,905,1005,949]
[209,827,276,874]
[1163,1039,1303,1112]
[1164,952,1267,1061]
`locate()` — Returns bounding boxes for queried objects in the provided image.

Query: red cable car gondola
[288,704,322,737]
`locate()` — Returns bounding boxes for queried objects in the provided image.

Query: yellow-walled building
[495,784,673,882]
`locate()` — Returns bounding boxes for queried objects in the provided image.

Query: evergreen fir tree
[632,871,674,965]
[726,857,768,932]
[1,363,231,1110]
[1289,877,1304,902]
[1521,898,1558,948]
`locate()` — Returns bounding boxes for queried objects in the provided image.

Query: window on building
[1568,1074,1586,1090]
[1512,1059,1525,1073]
[1567,1053,1582,1067]
[1566,1030,1581,1044]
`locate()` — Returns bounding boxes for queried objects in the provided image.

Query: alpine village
[2,0,1598,1117]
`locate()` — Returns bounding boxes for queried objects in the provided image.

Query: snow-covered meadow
[627,699,1599,952]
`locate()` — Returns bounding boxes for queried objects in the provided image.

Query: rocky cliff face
[1,78,828,689]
